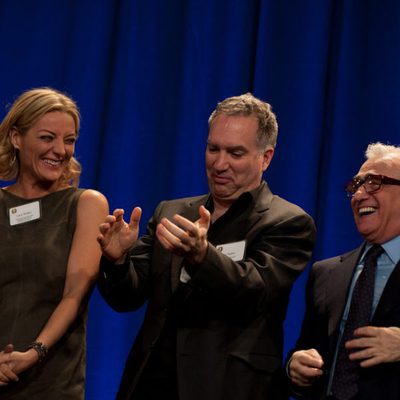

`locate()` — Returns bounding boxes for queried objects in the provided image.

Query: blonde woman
[0,88,108,398]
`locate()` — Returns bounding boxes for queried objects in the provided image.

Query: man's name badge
[9,201,41,226]
[216,240,246,261]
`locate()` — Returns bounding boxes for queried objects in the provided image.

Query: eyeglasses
[345,173,400,197]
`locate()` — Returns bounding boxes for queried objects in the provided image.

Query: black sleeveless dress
[0,187,87,399]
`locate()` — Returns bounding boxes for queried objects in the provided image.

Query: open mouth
[42,159,63,167]
[358,206,377,216]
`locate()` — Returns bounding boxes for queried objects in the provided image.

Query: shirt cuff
[100,255,130,282]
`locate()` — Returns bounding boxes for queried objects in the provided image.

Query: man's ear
[262,147,274,172]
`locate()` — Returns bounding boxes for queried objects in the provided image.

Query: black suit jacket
[98,182,316,400]
[292,243,400,399]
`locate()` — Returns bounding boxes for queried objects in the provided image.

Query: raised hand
[156,205,211,264]
[97,207,142,263]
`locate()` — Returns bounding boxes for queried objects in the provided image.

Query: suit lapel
[170,255,184,293]
[169,183,273,291]
[373,259,400,323]
[209,208,262,244]
[170,196,208,292]
[327,246,364,335]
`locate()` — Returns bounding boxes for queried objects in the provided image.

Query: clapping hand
[156,205,210,264]
[98,207,142,264]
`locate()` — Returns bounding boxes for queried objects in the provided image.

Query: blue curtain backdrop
[1,0,399,398]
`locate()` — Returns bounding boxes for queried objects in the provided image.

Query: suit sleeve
[97,203,163,312]
[294,262,329,352]
[285,261,331,398]
[186,210,316,315]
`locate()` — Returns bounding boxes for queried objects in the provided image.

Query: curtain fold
[0,1,399,398]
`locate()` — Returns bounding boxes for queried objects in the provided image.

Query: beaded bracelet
[27,341,48,363]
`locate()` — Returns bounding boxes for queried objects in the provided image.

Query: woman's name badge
[216,240,246,261]
[9,201,41,226]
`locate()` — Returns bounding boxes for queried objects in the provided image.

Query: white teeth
[43,159,61,166]
[359,206,376,215]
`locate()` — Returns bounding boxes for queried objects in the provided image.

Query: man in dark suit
[288,142,400,400]
[97,93,316,400]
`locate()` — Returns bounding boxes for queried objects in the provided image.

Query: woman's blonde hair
[0,87,81,186]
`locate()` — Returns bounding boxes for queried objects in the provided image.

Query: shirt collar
[363,235,400,265]
[205,181,265,212]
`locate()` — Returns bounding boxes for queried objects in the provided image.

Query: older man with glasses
[286,142,400,400]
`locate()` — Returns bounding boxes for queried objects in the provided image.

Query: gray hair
[365,142,400,162]
[208,93,278,150]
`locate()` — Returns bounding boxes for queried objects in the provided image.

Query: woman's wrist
[26,341,48,363]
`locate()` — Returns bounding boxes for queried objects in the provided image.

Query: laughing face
[11,111,77,190]
[351,158,400,243]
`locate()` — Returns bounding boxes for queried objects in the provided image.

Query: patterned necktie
[330,244,383,400]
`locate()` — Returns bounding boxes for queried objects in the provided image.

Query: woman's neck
[5,180,66,199]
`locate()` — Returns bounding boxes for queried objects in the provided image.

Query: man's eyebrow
[206,141,247,151]
[227,145,247,152]
[354,174,374,180]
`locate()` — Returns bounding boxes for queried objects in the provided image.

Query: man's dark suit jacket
[291,243,400,399]
[98,182,315,400]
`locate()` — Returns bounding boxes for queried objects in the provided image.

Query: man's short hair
[208,93,278,150]
[365,142,400,162]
